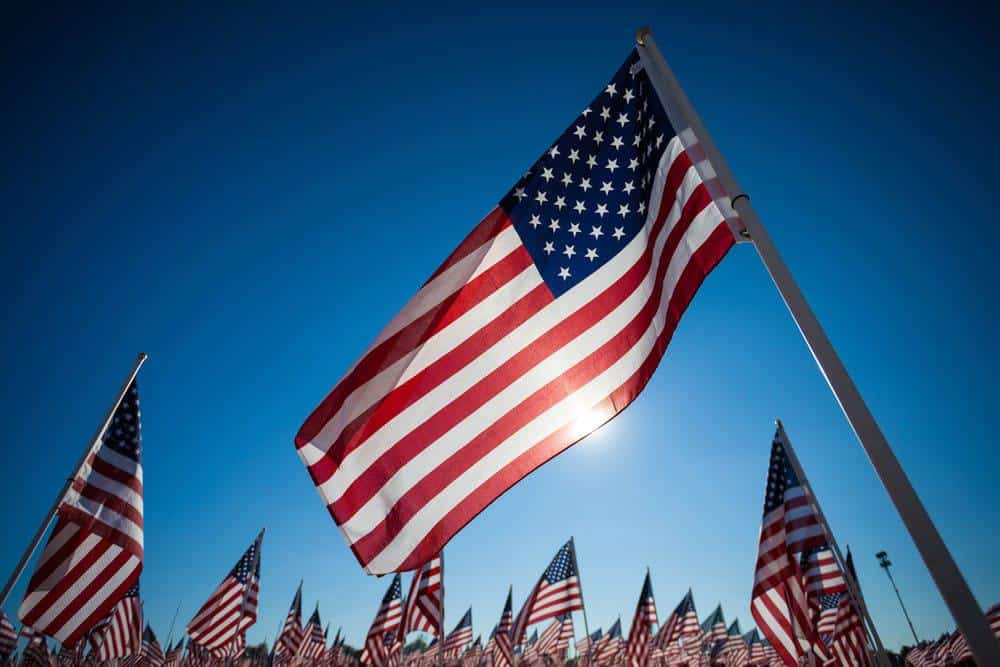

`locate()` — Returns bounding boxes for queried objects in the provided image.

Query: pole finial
[636,27,652,46]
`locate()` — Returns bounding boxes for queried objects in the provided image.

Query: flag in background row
[536,613,574,657]
[1,612,18,661]
[91,583,142,661]
[19,381,145,644]
[401,555,444,639]
[491,587,514,667]
[652,589,698,650]
[363,573,403,667]
[140,624,165,667]
[701,604,727,646]
[186,530,263,655]
[164,639,184,667]
[624,572,657,667]
[594,618,622,665]
[276,581,304,657]
[443,608,473,655]
[298,605,325,659]
[576,627,601,665]
[294,46,737,575]
[21,627,49,667]
[511,541,584,646]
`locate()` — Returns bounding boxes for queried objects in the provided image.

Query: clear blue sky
[2,1,998,654]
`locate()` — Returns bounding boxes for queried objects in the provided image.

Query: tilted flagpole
[776,420,889,667]
[567,538,591,656]
[634,27,999,664]
[0,352,149,609]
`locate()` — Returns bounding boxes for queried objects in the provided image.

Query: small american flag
[700,604,727,647]
[186,531,263,655]
[0,612,18,661]
[364,574,403,667]
[511,541,584,645]
[594,619,622,666]
[164,639,184,667]
[750,430,824,665]
[140,625,165,667]
[19,381,145,645]
[298,605,326,660]
[652,589,697,651]
[401,556,444,640]
[91,583,143,661]
[21,627,50,667]
[536,613,574,658]
[492,587,514,667]
[294,48,737,574]
[624,572,657,667]
[742,629,766,666]
[443,608,473,655]
[576,627,601,665]
[718,619,745,664]
[276,581,304,657]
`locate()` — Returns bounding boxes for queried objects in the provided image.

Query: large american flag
[443,608,474,655]
[298,606,326,660]
[19,381,144,644]
[294,48,737,574]
[401,556,444,639]
[186,531,262,655]
[1,612,18,661]
[511,541,585,645]
[364,574,403,667]
[492,587,514,667]
[624,572,657,667]
[91,583,143,661]
[750,430,825,666]
[276,582,304,657]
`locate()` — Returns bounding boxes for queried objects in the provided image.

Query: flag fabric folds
[443,608,473,655]
[18,381,145,644]
[624,572,657,667]
[652,589,698,651]
[91,583,142,661]
[363,574,403,667]
[276,582,305,657]
[186,531,262,655]
[511,541,584,646]
[294,47,736,574]
[401,556,444,640]
[491,587,514,667]
[595,618,622,665]
[140,624,165,667]
[298,605,326,659]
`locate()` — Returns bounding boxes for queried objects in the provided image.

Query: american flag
[492,587,514,667]
[364,573,403,667]
[461,636,483,667]
[652,589,697,650]
[742,630,766,666]
[536,614,574,658]
[750,429,825,666]
[57,637,84,666]
[511,541,584,645]
[294,47,737,575]
[826,596,869,667]
[519,629,539,665]
[595,619,622,666]
[164,639,184,667]
[298,605,326,659]
[624,572,657,667]
[576,628,601,665]
[276,582,304,657]
[443,608,473,655]
[18,381,144,645]
[22,627,50,667]
[401,556,444,640]
[139,624,165,667]
[186,531,263,655]
[700,604,727,646]
[91,583,143,661]
[988,601,1000,637]
[0,612,17,661]
[218,633,246,660]
[533,616,562,657]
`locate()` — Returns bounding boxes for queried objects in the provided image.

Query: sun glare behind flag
[294,47,737,574]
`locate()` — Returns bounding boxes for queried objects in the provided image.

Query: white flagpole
[776,420,889,667]
[634,27,999,664]
[0,352,148,610]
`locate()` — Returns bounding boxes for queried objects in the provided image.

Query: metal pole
[777,421,890,667]
[634,26,999,666]
[877,551,920,645]
[568,538,591,667]
[165,599,182,651]
[0,352,149,609]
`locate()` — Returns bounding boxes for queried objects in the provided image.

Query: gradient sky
[2,1,998,654]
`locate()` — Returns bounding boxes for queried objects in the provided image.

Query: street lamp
[876,550,920,645]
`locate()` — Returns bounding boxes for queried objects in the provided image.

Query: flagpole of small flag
[0,352,149,610]
[635,26,1000,665]
[777,420,889,667]
[567,538,591,655]
[165,600,182,656]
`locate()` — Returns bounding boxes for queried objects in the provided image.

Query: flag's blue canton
[382,574,402,604]
[230,539,259,583]
[500,50,675,297]
[606,619,621,639]
[454,609,472,630]
[542,542,578,583]
[640,574,655,601]
[308,607,322,625]
[674,590,695,616]
[763,435,801,513]
[102,382,141,461]
[726,620,741,636]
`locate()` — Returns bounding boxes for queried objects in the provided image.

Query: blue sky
[2,0,998,654]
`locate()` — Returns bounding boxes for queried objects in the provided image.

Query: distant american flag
[140,624,165,667]
[511,541,585,645]
[92,584,143,661]
[186,531,262,655]
[364,574,403,667]
[595,619,622,666]
[22,627,49,667]
[294,48,737,574]
[576,627,601,663]
[19,381,145,645]
[700,604,727,646]
[401,556,444,640]
[443,608,473,656]
[492,587,514,667]
[0,612,18,661]
[988,601,1000,637]
[624,572,657,667]
[652,589,697,650]
[276,582,304,657]
[298,606,326,660]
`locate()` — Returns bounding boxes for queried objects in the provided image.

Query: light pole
[877,551,920,645]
